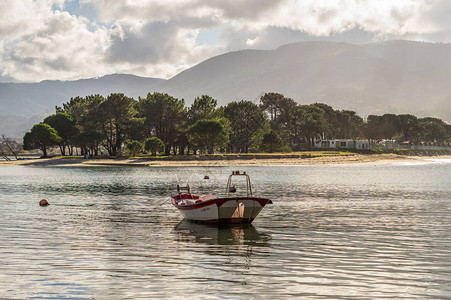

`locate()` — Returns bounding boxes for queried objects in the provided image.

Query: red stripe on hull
[172,198,219,210]
[172,196,271,211]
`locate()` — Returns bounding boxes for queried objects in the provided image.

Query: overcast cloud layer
[1,0,450,82]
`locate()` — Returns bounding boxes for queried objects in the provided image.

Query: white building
[314,139,369,150]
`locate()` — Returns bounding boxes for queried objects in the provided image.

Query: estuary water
[0,160,450,299]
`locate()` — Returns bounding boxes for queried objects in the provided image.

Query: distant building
[315,139,450,150]
[314,139,369,150]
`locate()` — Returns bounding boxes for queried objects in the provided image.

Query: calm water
[0,160,450,299]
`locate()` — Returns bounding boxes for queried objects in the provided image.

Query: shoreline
[1,153,450,167]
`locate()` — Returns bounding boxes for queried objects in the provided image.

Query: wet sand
[2,153,449,167]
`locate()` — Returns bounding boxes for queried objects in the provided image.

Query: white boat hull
[172,196,271,224]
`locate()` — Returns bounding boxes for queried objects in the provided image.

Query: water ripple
[0,164,450,299]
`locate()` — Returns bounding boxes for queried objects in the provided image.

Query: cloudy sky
[1,0,450,83]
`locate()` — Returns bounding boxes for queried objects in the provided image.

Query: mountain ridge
[158,40,451,116]
[1,40,450,138]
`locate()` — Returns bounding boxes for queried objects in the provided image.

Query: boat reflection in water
[174,220,270,246]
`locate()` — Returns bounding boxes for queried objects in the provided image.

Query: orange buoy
[39,199,49,206]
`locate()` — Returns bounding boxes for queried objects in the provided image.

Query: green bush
[126,140,143,157]
[145,137,165,156]
[260,130,284,153]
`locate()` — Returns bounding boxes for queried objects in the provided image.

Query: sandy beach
[2,153,449,167]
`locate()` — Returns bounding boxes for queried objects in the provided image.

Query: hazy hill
[159,40,451,121]
[1,40,450,138]
[0,74,164,115]
[0,74,164,138]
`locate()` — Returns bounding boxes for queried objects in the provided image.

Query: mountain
[1,40,450,138]
[0,74,164,115]
[158,40,451,120]
[0,74,164,138]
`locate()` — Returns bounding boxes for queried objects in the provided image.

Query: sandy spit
[2,153,449,167]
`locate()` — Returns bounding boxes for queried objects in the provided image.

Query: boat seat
[201,193,214,201]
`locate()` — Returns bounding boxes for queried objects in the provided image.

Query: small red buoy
[204,175,209,179]
[39,199,49,206]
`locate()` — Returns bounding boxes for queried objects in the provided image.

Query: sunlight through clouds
[0,0,450,82]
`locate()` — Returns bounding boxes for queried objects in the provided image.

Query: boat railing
[225,171,253,197]
[176,184,195,202]
[177,184,191,194]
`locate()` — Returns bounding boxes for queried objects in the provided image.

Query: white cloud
[105,20,220,78]
[235,0,435,38]
[89,0,440,37]
[0,5,110,82]
[0,0,50,39]
[0,0,450,82]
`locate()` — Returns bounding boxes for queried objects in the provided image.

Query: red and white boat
[171,171,272,224]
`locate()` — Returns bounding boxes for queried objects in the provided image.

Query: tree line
[22,92,451,157]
